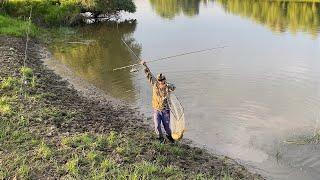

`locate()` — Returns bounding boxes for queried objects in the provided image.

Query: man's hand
[140,60,146,66]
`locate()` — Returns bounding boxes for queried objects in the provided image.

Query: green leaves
[1,0,136,26]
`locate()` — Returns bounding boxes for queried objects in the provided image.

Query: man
[140,60,176,143]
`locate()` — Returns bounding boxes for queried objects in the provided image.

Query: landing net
[168,93,185,140]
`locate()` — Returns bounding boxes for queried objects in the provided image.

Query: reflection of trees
[51,20,141,100]
[216,0,320,38]
[149,0,202,19]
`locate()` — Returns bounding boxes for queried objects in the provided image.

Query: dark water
[50,0,320,179]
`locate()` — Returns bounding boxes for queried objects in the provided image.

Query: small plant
[116,147,125,154]
[107,131,117,147]
[152,141,167,152]
[18,115,29,127]
[20,67,33,80]
[169,146,184,156]
[65,155,79,176]
[62,133,94,149]
[100,158,114,170]
[156,155,167,164]
[0,77,17,90]
[143,162,158,175]
[31,75,37,88]
[96,135,109,149]
[134,161,158,177]
[37,141,52,159]
[195,173,207,180]
[89,169,106,180]
[285,132,320,145]
[163,165,178,176]
[86,151,99,162]
[17,164,30,179]
[0,96,12,115]
[222,170,234,180]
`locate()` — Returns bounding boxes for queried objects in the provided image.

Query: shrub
[1,0,136,26]
[0,14,38,37]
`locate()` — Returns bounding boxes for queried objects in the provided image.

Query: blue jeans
[153,109,171,137]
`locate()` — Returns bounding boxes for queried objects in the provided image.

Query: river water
[50,0,320,179]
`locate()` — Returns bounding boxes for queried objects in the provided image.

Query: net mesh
[169,93,185,140]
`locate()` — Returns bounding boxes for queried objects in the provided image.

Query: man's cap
[157,73,166,81]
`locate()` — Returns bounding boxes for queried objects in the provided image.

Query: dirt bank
[0,35,263,179]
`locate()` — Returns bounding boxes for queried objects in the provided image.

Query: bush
[1,0,136,26]
[0,14,38,37]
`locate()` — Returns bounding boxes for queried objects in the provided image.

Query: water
[50,0,320,179]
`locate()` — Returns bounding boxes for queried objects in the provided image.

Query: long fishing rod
[121,38,140,61]
[113,45,227,71]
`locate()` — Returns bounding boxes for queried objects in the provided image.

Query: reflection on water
[216,0,320,38]
[50,21,141,100]
[149,0,203,18]
[149,0,320,37]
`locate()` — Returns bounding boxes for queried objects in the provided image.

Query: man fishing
[140,60,176,143]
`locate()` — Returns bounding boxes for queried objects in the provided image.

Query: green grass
[37,141,53,159]
[0,15,38,37]
[1,0,81,26]
[152,141,185,156]
[20,66,33,79]
[0,96,12,115]
[0,66,246,179]
[17,164,30,179]
[285,132,320,145]
[0,77,18,90]
[65,155,80,177]
[163,165,179,176]
[1,0,135,27]
[222,171,234,180]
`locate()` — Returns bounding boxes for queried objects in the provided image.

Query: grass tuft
[65,155,79,176]
[107,131,117,147]
[20,67,33,80]
[162,165,178,176]
[0,15,38,37]
[100,158,114,170]
[0,77,18,90]
[37,141,52,159]
[169,146,185,156]
[0,96,12,115]
[17,164,30,179]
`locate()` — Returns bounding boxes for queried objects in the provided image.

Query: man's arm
[141,60,156,85]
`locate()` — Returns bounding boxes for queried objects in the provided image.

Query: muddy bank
[0,35,263,179]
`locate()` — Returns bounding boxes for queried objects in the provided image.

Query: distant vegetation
[149,0,204,19]
[148,0,320,37]
[216,0,320,38]
[0,0,136,26]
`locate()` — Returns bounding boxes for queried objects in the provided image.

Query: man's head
[157,73,166,85]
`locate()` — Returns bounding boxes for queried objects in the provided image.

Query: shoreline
[0,35,263,179]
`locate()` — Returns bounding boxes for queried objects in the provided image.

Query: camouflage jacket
[143,65,176,110]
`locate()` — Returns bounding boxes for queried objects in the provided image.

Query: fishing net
[168,93,186,140]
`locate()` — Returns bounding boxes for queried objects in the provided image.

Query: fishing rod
[113,45,228,71]
[121,38,140,61]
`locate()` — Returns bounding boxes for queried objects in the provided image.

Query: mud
[0,35,263,179]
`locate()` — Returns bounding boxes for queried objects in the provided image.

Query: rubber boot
[158,136,165,144]
[166,134,175,144]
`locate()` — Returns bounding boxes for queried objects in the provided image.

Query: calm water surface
[50,0,320,179]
